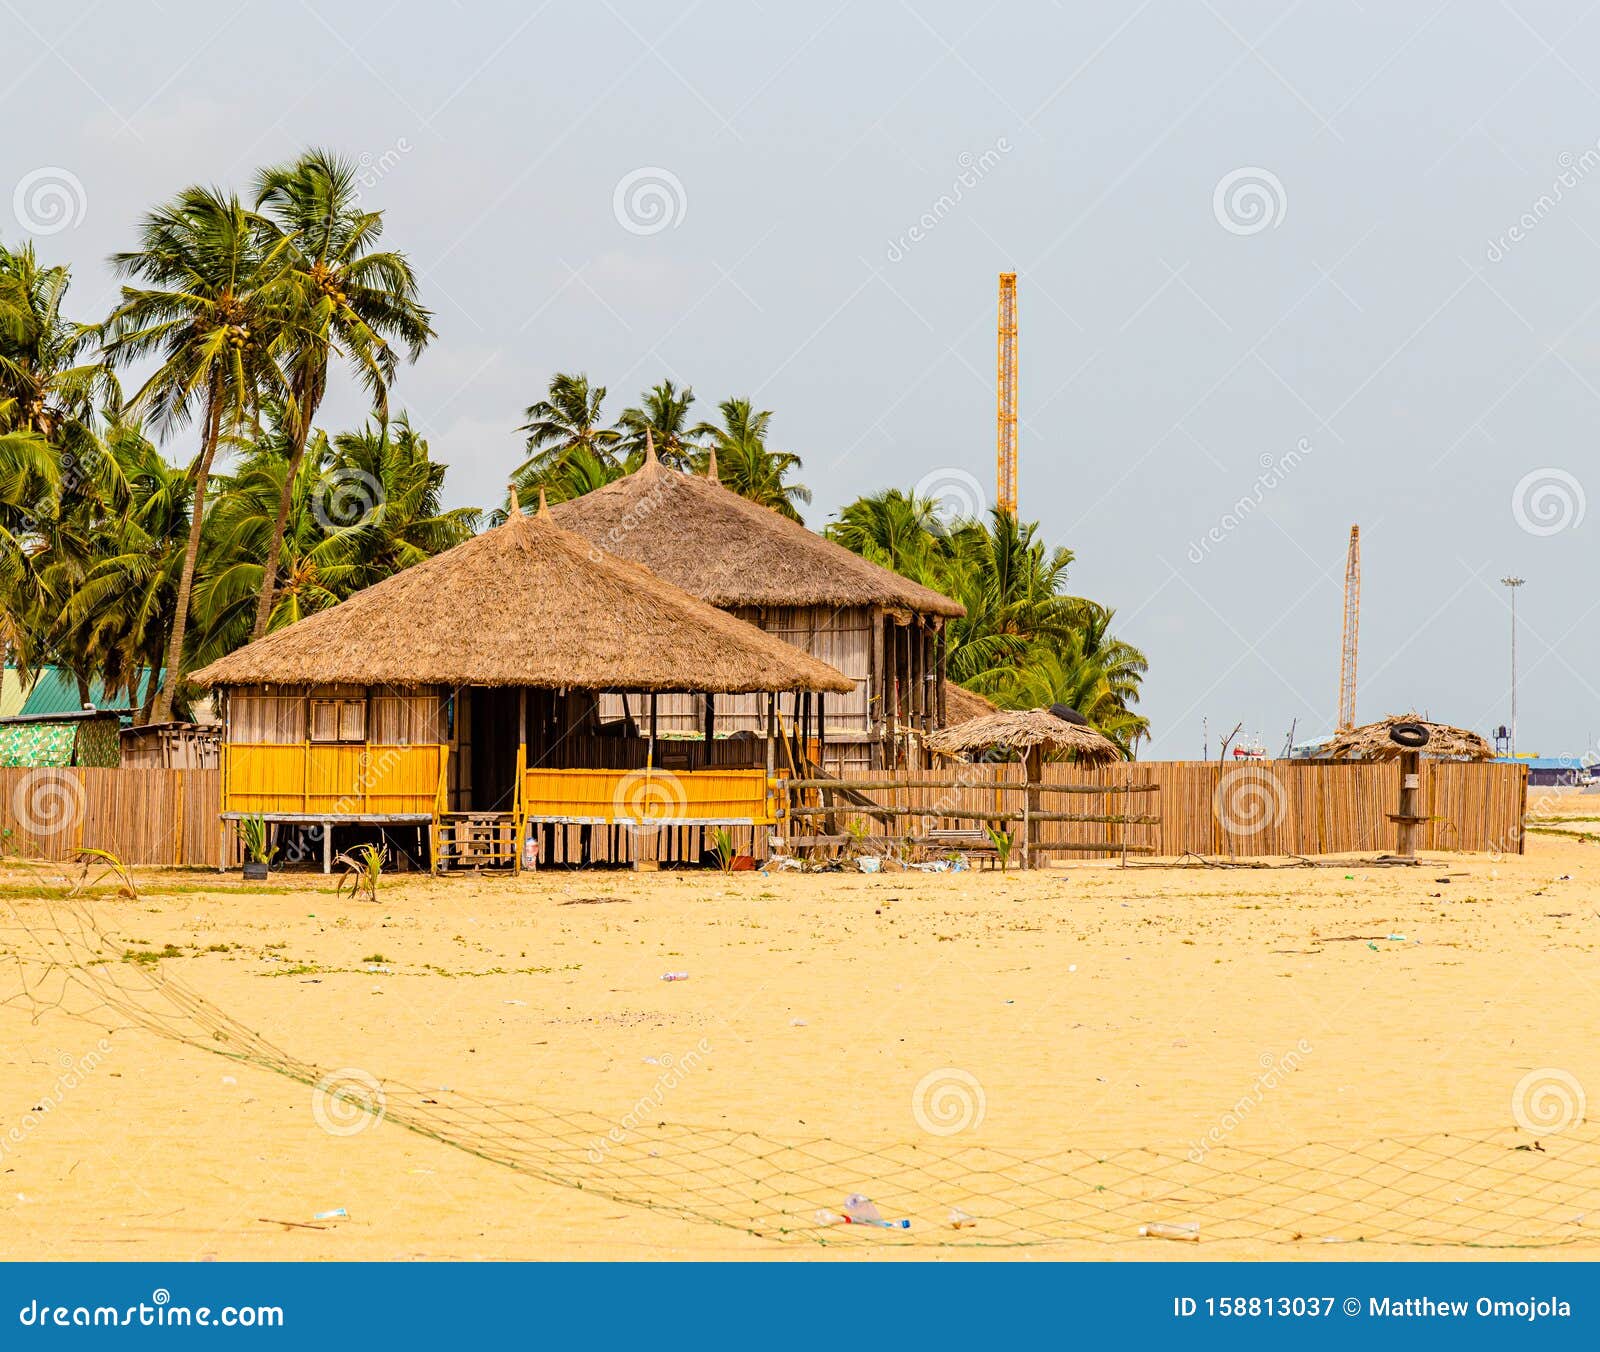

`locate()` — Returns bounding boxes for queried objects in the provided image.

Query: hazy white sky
[7,0,1599,757]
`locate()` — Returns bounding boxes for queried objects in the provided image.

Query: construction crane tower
[1338,525,1361,731]
[996,272,1018,516]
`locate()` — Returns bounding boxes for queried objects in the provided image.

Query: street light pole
[1501,576,1525,757]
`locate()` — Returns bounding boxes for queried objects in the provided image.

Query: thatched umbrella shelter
[926,709,1121,869]
[926,708,1121,765]
[1321,713,1491,860]
[550,442,964,771]
[1321,713,1492,762]
[193,497,852,872]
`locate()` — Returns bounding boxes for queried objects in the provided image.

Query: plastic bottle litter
[858,856,881,874]
[313,1207,347,1222]
[842,1192,910,1229]
[661,972,689,982]
[1139,1221,1199,1242]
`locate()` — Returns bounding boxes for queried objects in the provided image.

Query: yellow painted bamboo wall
[522,766,775,824]
[222,744,446,816]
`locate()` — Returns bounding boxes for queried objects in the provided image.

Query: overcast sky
[7,1,1600,758]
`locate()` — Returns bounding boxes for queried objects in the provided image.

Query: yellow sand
[1,806,1597,1262]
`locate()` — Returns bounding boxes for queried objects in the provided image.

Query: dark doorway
[469,686,521,811]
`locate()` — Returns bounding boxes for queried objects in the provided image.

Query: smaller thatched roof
[925,707,1122,763]
[1321,713,1492,762]
[550,445,965,616]
[943,682,998,726]
[192,500,855,694]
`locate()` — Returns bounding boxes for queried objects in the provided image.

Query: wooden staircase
[436,812,519,871]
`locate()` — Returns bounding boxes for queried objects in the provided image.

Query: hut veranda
[551,443,966,773]
[192,498,851,870]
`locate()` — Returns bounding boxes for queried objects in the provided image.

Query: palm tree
[0,241,113,442]
[825,487,950,584]
[102,185,290,723]
[514,373,621,500]
[616,379,701,469]
[691,397,810,521]
[246,149,433,640]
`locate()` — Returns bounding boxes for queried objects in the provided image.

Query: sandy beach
[2,806,1597,1262]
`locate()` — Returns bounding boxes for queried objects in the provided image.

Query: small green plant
[985,825,1015,872]
[843,817,870,858]
[362,952,388,965]
[233,815,276,866]
[70,848,138,899]
[709,827,737,874]
[335,843,386,903]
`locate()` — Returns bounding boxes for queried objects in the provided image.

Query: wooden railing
[221,743,447,817]
[522,766,778,825]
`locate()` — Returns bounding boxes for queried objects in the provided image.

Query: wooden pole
[1024,745,1043,869]
[765,693,777,778]
[935,623,948,729]
[515,687,527,873]
[703,692,715,769]
[648,692,658,768]
[1396,748,1422,858]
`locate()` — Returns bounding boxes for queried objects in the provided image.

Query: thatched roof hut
[943,682,999,725]
[1321,713,1492,762]
[192,502,854,694]
[549,447,964,616]
[925,707,1122,764]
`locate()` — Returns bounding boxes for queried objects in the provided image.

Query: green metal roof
[8,666,152,721]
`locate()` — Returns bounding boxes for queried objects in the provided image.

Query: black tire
[1389,721,1430,748]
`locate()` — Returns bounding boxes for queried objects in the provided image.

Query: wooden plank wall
[791,759,1529,858]
[0,767,224,867]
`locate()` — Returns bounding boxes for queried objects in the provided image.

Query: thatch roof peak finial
[644,430,658,467]
[536,487,551,520]
[706,445,719,483]
[508,484,520,513]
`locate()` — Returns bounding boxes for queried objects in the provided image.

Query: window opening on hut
[309,698,367,743]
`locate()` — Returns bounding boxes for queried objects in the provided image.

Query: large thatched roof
[1322,713,1492,762]
[192,503,855,694]
[925,707,1122,763]
[549,448,965,616]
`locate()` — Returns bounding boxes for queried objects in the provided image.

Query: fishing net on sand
[2,898,1597,1250]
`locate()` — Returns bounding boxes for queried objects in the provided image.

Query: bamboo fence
[0,760,1529,870]
[783,759,1530,859]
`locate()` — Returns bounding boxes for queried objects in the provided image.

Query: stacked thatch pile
[1321,713,1492,761]
[192,501,855,694]
[550,446,964,616]
[925,707,1121,764]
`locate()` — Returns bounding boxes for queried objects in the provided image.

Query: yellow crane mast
[1338,525,1360,731]
[997,272,1018,516]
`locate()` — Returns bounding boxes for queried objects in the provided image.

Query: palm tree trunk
[150,394,222,725]
[250,418,312,641]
